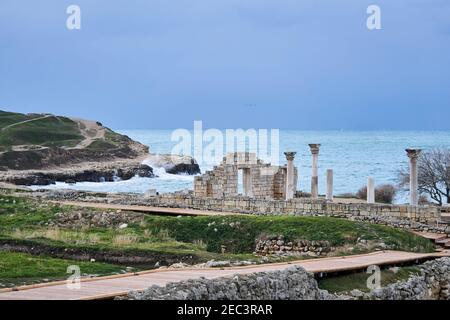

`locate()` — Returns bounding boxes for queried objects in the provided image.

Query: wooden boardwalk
[1,250,448,300]
[52,200,242,217]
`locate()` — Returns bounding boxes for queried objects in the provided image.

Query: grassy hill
[0,111,84,150]
[0,110,148,169]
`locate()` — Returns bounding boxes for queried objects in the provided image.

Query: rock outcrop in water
[143,154,201,175]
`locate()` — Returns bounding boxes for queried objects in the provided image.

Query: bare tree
[399,148,450,205]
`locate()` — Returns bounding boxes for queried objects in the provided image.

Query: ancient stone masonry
[308,144,320,199]
[406,148,422,206]
[194,152,297,200]
[121,258,450,300]
[255,236,333,257]
[129,192,446,232]
[347,257,450,300]
[122,266,326,300]
[39,188,449,234]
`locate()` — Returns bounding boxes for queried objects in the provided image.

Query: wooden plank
[52,201,243,217]
[413,232,448,241]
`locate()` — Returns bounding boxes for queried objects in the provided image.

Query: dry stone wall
[39,189,448,235]
[350,257,450,300]
[255,236,333,257]
[122,266,328,300]
[121,258,450,300]
[137,192,445,231]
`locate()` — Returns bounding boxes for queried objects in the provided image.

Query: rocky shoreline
[0,157,153,186]
[0,153,200,186]
[143,154,201,175]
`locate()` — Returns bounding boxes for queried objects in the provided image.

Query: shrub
[376,184,397,204]
[419,195,431,205]
[356,187,367,200]
[356,184,397,204]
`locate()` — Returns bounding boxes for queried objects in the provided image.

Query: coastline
[0,154,154,186]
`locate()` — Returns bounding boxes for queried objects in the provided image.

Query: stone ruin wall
[173,151,449,234]
[194,152,296,200]
[45,148,446,235]
[41,188,448,234]
[138,192,447,234]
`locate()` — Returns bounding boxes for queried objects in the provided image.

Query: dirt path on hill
[1,115,53,131]
[1,115,105,150]
[71,118,106,149]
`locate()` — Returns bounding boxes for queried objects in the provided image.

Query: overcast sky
[1,0,449,130]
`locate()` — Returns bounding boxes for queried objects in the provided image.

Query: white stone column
[367,177,375,204]
[284,152,297,200]
[406,149,422,206]
[308,144,321,199]
[326,169,333,202]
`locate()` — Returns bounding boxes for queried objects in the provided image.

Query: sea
[30,130,450,204]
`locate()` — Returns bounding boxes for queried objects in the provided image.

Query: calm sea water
[32,130,450,204]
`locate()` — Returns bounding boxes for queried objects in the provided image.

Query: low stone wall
[255,236,333,257]
[122,266,329,300]
[121,258,450,300]
[352,215,449,234]
[127,192,445,230]
[38,189,449,234]
[353,257,450,300]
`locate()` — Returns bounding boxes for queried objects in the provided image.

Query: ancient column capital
[308,144,321,155]
[284,152,297,161]
[406,149,422,160]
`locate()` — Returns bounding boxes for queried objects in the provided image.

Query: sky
[1,0,450,130]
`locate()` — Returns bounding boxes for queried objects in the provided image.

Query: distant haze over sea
[33,130,450,204]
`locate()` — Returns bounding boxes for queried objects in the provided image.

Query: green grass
[0,112,83,147]
[0,195,435,257]
[140,214,435,254]
[318,266,421,294]
[86,139,118,150]
[0,194,437,288]
[0,251,125,287]
[0,111,34,129]
[0,110,135,153]
[0,195,60,229]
